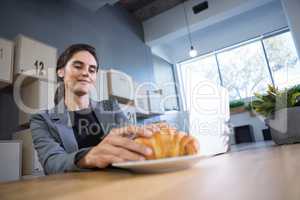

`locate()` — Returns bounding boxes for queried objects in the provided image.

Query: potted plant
[244,102,256,117]
[251,84,300,145]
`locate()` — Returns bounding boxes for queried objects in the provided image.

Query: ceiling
[72,0,184,21]
[72,0,119,12]
[119,0,184,21]
[151,0,284,63]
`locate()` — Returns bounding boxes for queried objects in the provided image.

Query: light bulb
[189,46,198,57]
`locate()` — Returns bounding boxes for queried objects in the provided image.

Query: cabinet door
[92,70,108,102]
[0,38,14,88]
[14,35,57,80]
[0,141,22,182]
[18,78,56,125]
[13,129,44,175]
[134,81,150,115]
[107,69,134,101]
[147,90,164,114]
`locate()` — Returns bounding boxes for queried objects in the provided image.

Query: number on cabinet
[14,35,57,81]
[34,60,45,76]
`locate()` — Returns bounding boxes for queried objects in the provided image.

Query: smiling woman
[54,44,99,106]
[29,44,162,174]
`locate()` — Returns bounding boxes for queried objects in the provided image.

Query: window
[179,55,221,109]
[178,29,300,107]
[217,41,272,100]
[180,55,221,85]
[263,32,300,89]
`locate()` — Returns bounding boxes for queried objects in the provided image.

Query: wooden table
[1,144,300,200]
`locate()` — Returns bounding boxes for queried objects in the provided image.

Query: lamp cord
[183,0,193,47]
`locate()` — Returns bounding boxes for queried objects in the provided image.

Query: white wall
[159,0,287,63]
[281,0,300,58]
[230,112,267,144]
[144,0,275,47]
[172,0,287,63]
[151,44,173,64]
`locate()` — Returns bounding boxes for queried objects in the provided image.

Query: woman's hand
[77,125,157,169]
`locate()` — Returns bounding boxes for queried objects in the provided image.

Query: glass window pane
[179,55,221,110]
[263,31,300,89]
[180,55,221,85]
[217,41,272,100]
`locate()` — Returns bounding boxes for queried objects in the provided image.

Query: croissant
[134,126,199,160]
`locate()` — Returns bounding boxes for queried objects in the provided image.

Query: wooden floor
[0,143,300,200]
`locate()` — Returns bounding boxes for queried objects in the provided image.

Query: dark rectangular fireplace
[234,125,254,144]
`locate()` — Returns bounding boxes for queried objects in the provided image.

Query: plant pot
[230,106,246,114]
[265,107,300,145]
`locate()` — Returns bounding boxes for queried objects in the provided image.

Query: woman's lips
[77,80,90,84]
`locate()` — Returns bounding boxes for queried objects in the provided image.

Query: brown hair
[54,44,99,105]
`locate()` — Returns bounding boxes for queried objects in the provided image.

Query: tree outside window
[263,32,300,89]
[217,41,272,100]
[180,55,221,110]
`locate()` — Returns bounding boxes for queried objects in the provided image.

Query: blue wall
[0,0,155,83]
[152,55,179,111]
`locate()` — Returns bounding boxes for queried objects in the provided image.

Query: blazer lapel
[50,101,78,153]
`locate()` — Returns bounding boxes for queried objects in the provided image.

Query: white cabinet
[0,38,14,88]
[14,35,57,80]
[92,70,109,102]
[134,84,164,118]
[13,129,43,176]
[119,103,137,125]
[12,35,57,125]
[0,141,22,182]
[134,81,150,115]
[135,96,150,115]
[94,69,135,103]
[18,77,56,125]
[98,70,108,101]
[147,89,164,114]
[107,69,135,101]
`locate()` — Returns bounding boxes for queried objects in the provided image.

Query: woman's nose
[81,67,89,77]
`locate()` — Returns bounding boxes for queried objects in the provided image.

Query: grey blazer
[30,99,129,175]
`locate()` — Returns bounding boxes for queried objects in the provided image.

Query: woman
[30,44,159,174]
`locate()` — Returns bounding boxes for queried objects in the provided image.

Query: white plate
[112,154,207,173]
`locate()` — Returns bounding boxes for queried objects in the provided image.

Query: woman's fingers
[110,125,153,138]
[104,135,152,157]
[158,122,176,130]
[103,144,145,161]
[81,123,175,169]
[127,125,153,138]
[144,124,160,133]
[93,154,124,168]
[109,123,175,139]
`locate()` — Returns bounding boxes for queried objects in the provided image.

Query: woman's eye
[74,65,82,69]
[89,69,96,73]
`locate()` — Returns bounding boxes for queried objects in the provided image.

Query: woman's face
[58,50,98,97]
